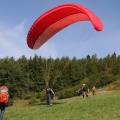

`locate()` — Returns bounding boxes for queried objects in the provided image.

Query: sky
[0,0,120,60]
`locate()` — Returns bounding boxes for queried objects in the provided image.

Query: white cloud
[0,21,27,59]
[0,20,58,59]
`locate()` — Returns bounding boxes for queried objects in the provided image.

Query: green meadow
[4,90,120,120]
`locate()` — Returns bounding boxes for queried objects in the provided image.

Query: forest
[0,52,120,100]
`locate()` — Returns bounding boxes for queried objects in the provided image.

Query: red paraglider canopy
[27,3,103,49]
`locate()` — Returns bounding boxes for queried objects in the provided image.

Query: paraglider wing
[27,3,103,49]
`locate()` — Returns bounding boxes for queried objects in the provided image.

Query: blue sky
[0,0,120,59]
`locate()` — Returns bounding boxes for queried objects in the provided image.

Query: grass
[4,90,120,120]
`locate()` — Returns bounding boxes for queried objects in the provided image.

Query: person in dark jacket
[82,84,88,98]
[45,87,55,106]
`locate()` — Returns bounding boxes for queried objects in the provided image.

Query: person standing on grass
[82,84,88,98]
[0,86,9,120]
[45,86,55,106]
[92,86,96,95]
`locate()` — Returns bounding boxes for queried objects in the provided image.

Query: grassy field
[4,90,120,120]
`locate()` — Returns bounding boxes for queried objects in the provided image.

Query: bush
[24,94,32,100]
[39,90,46,102]
[24,92,38,100]
[57,88,77,100]
[88,73,117,88]
[28,97,39,105]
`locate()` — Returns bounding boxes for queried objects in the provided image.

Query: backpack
[77,89,83,96]
[0,86,9,105]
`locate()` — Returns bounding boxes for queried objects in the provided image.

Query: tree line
[0,52,120,100]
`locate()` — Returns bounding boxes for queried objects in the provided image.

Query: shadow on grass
[23,100,67,107]
[40,101,67,106]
